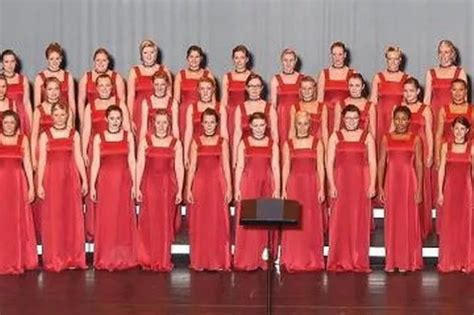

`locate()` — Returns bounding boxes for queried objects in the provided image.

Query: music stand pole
[267,229,273,315]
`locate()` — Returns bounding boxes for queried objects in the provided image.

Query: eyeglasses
[343,116,360,121]
[248,84,263,89]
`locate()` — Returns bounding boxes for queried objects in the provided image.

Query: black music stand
[240,198,301,315]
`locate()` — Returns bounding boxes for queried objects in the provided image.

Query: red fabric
[442,104,473,141]
[383,133,423,271]
[227,72,246,148]
[86,71,118,104]
[39,71,70,104]
[280,138,324,272]
[323,68,353,134]
[93,131,138,270]
[137,136,179,271]
[239,102,271,138]
[430,67,461,129]
[6,74,30,135]
[188,136,231,271]
[40,129,86,271]
[144,96,173,135]
[276,74,303,144]
[0,135,38,274]
[327,130,371,272]
[340,100,371,132]
[438,142,474,272]
[294,102,323,139]
[234,137,274,271]
[191,102,221,136]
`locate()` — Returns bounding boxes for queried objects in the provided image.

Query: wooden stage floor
[1,257,474,315]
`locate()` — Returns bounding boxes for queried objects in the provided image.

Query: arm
[120,101,132,132]
[437,142,447,205]
[67,73,76,117]
[185,140,198,203]
[219,106,229,140]
[220,74,229,110]
[183,105,194,168]
[366,133,377,198]
[368,102,377,138]
[377,136,388,202]
[81,106,92,166]
[139,99,148,139]
[326,133,338,198]
[271,141,280,198]
[424,106,434,167]
[67,108,74,128]
[22,137,35,203]
[114,73,126,102]
[221,139,232,204]
[459,68,468,84]
[22,75,33,129]
[234,140,245,201]
[321,105,329,148]
[173,71,182,102]
[73,131,88,195]
[174,140,184,203]
[33,74,43,107]
[162,66,173,96]
[434,107,446,168]
[316,71,325,102]
[269,106,279,144]
[89,134,101,202]
[172,99,180,138]
[316,140,325,203]
[369,74,379,104]
[126,69,136,125]
[333,102,342,131]
[127,132,137,199]
[270,76,278,108]
[423,70,432,105]
[135,137,147,202]
[77,74,87,127]
[281,142,290,199]
[36,133,47,199]
[414,136,424,203]
[232,106,243,168]
[30,108,41,169]
[288,105,296,139]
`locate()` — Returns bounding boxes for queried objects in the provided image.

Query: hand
[367,186,376,199]
[415,190,423,204]
[28,187,35,203]
[184,157,190,170]
[281,190,288,199]
[83,154,90,168]
[234,190,241,202]
[224,189,232,204]
[187,190,194,204]
[175,193,182,205]
[136,189,143,203]
[425,155,433,168]
[435,157,440,170]
[378,188,385,203]
[81,182,88,197]
[329,186,337,199]
[272,189,280,199]
[318,189,325,203]
[37,185,45,200]
[437,194,444,206]
[90,187,97,203]
[131,185,137,200]
[32,161,38,172]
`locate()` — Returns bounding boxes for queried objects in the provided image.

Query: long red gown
[0,135,38,274]
[294,102,323,139]
[323,68,354,135]
[234,137,274,270]
[384,133,423,271]
[409,105,433,239]
[85,71,118,103]
[40,129,86,271]
[327,130,371,272]
[188,136,231,271]
[276,74,303,144]
[430,67,461,129]
[375,72,408,145]
[280,138,324,272]
[226,72,246,148]
[93,131,138,270]
[340,100,371,132]
[138,136,179,271]
[438,142,474,272]
[39,71,71,104]
[178,69,210,139]
[6,74,30,134]
[132,65,165,133]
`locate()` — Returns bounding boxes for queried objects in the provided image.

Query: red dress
[40,129,86,271]
[281,138,324,272]
[442,104,473,141]
[294,102,323,139]
[6,74,30,134]
[39,71,70,104]
[409,105,433,238]
[144,96,173,134]
[438,142,474,272]
[189,136,231,271]
[239,102,271,137]
[0,135,38,274]
[132,66,164,133]
[137,136,179,271]
[276,74,303,143]
[430,67,461,128]
[340,100,371,132]
[191,102,222,136]
[227,72,246,148]
[234,137,274,270]
[94,131,138,270]
[376,72,408,145]
[178,69,210,139]
[327,130,371,272]
[86,71,118,103]
[323,68,354,135]
[384,133,423,271]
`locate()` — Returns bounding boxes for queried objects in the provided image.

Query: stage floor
[1,257,473,315]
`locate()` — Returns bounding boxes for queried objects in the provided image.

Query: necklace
[454,139,466,145]
[142,63,156,69]
[296,133,309,139]
[282,70,295,75]
[107,128,121,134]
[204,130,217,137]
[3,72,15,79]
[386,69,400,74]
[52,124,67,131]
[188,67,201,73]
[2,131,16,137]
[47,68,61,73]
[252,134,266,141]
[235,68,247,74]
[331,65,345,70]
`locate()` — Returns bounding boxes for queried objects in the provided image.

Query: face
[386,51,401,72]
[198,82,214,102]
[46,82,60,102]
[47,51,62,71]
[250,118,267,138]
[141,46,157,66]
[451,82,467,104]
[96,78,113,99]
[403,83,420,104]
[153,77,168,97]
[343,111,360,131]
[281,53,296,73]
[246,78,263,100]
[2,54,16,74]
[438,43,454,67]
[94,52,109,73]
[295,114,310,136]
[393,111,410,133]
[2,116,17,135]
[106,110,123,130]
[348,78,364,98]
[300,81,316,101]
[201,114,218,136]
[187,50,202,70]
[331,46,346,68]
[233,51,248,71]
[154,114,169,135]
[0,80,7,98]
[52,108,68,127]
[452,122,469,141]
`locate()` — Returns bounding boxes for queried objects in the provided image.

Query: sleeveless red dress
[438,142,474,272]
[327,130,371,272]
[144,96,173,135]
[409,105,433,238]
[191,102,222,136]
[40,129,86,271]
[0,135,38,274]
[234,137,275,270]
[340,100,371,132]
[294,102,323,139]
[137,136,178,271]
[323,68,354,135]
[6,74,30,134]
[227,72,246,148]
[280,138,324,272]
[188,136,231,271]
[384,133,423,271]
[376,72,408,145]
[132,66,165,133]
[179,69,210,139]
[239,102,271,138]
[442,104,473,141]
[39,71,70,104]
[276,74,303,143]
[430,67,461,128]
[93,131,138,270]
[86,71,118,103]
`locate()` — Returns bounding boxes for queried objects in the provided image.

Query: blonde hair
[384,45,402,58]
[438,39,457,63]
[280,48,298,61]
[295,110,311,123]
[139,39,157,54]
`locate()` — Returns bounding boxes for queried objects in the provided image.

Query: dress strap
[363,101,371,114]
[134,66,141,77]
[288,139,295,152]
[276,74,284,86]
[19,74,24,85]
[145,134,152,146]
[217,136,224,146]
[401,73,408,83]
[45,128,53,140]
[68,128,75,139]
[203,70,209,78]
[360,129,369,143]
[170,137,177,148]
[17,134,23,146]
[268,138,274,148]
[227,72,233,83]
[297,74,304,85]
[193,102,199,116]
[240,103,247,117]
[166,97,173,112]
[311,136,318,149]
[316,102,323,115]
[454,67,461,79]
[243,136,250,148]
[180,69,186,80]
[146,96,152,109]
[295,102,302,112]
[87,71,93,84]
[467,105,473,118]
[122,131,128,143]
[323,69,330,81]
[264,102,271,116]
[419,104,427,114]
[8,98,14,110]
[63,71,69,86]
[194,135,202,147]
[444,104,451,116]
[39,72,47,83]
[91,99,97,112]
[430,69,437,80]
[216,102,221,113]
[99,131,106,142]
[377,72,386,83]
[111,71,117,83]
[38,104,46,116]
[336,131,344,141]
[346,68,354,81]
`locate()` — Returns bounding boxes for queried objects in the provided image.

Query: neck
[439,63,453,69]
[48,68,60,73]
[454,138,466,144]
[332,64,345,69]
[282,70,295,75]
[154,132,168,139]
[98,95,111,101]
[3,71,15,78]
[386,69,400,74]
[252,134,265,140]
[153,93,166,99]
[453,101,466,106]
[107,128,121,134]
[2,131,15,137]
[0,96,6,101]
[204,131,216,137]
[235,68,247,74]
[302,98,314,103]
[296,133,309,139]
[188,67,200,73]
[52,124,67,131]
[142,63,156,68]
